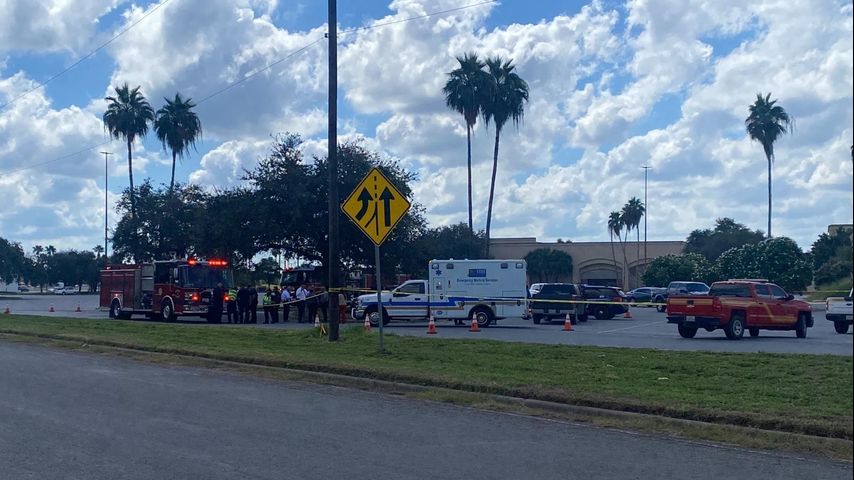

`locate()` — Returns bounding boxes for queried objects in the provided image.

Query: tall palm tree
[745,93,792,238]
[45,245,56,257]
[93,245,105,258]
[622,197,645,286]
[31,245,44,258]
[154,93,202,193]
[607,212,621,282]
[103,83,155,216]
[482,56,529,257]
[443,52,489,236]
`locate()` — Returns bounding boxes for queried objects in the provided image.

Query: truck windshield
[709,284,751,297]
[179,266,233,289]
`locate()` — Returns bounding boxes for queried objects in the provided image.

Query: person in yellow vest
[226,287,239,323]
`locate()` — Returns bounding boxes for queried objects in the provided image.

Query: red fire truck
[100,258,233,322]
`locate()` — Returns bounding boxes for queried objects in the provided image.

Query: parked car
[530,283,587,324]
[826,289,853,334]
[666,280,812,340]
[652,281,710,312]
[626,287,665,304]
[579,285,628,320]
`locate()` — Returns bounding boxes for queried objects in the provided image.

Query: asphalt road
[4,294,852,355]
[0,341,850,480]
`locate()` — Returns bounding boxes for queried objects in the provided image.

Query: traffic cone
[426,316,438,334]
[75,303,82,312]
[3,304,10,314]
[49,305,55,312]
[469,312,480,333]
[563,313,573,331]
[624,308,632,319]
[363,316,372,332]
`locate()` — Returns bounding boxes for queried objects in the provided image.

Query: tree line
[0,241,101,293]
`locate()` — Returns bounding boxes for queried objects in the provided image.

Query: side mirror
[785,294,794,301]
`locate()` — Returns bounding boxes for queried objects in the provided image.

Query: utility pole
[327,0,340,341]
[101,151,113,260]
[641,165,651,277]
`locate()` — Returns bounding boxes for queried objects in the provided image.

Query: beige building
[490,237,685,290]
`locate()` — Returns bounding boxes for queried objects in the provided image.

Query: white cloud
[0,0,121,53]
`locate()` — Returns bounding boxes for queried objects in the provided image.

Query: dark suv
[580,285,628,320]
[530,283,587,324]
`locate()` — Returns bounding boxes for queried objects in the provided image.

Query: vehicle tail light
[191,293,200,302]
[612,296,622,303]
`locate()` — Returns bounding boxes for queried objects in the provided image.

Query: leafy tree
[525,248,573,283]
[254,257,281,286]
[0,237,28,283]
[112,181,207,262]
[93,245,105,258]
[405,223,486,277]
[717,237,812,292]
[641,253,716,287]
[745,93,792,238]
[482,56,529,257]
[154,93,202,193]
[103,83,155,216]
[811,228,852,270]
[443,52,490,236]
[684,217,765,261]
[815,260,853,286]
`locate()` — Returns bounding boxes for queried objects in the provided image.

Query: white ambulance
[354,259,528,328]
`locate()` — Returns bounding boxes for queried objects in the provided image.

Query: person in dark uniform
[270,286,280,324]
[236,286,250,324]
[209,283,224,324]
[249,286,259,324]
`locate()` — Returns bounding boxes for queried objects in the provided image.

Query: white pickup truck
[354,259,528,328]
[826,289,853,334]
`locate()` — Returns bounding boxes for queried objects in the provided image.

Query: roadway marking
[596,320,668,334]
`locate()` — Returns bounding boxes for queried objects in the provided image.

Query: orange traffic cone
[624,308,632,319]
[426,316,438,334]
[469,312,480,333]
[363,316,372,332]
[3,304,10,314]
[75,303,82,312]
[49,305,55,313]
[563,313,573,331]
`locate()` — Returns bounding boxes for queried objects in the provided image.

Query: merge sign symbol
[341,167,412,246]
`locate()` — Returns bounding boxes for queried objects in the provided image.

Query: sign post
[342,167,411,353]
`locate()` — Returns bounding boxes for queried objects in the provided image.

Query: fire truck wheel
[160,300,176,323]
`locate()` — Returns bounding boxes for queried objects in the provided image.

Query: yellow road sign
[342,167,411,246]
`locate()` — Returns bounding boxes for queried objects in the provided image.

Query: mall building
[489,237,685,290]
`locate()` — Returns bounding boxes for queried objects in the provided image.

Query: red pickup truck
[666,280,813,340]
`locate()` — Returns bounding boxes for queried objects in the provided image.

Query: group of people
[208,283,335,324]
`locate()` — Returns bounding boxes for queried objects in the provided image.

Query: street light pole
[101,151,113,259]
[327,0,340,341]
[641,165,651,275]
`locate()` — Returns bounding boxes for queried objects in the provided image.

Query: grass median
[1,315,851,440]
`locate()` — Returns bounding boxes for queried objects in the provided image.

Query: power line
[0,0,498,174]
[0,0,174,111]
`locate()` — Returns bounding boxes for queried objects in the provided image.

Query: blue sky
[0,0,852,255]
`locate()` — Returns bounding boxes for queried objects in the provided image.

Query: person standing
[296,283,309,323]
[270,286,280,324]
[226,286,239,324]
[262,289,273,324]
[249,286,259,324]
[209,283,224,324]
[338,292,347,324]
[236,285,250,324]
[281,286,292,322]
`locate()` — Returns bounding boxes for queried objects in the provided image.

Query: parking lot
[3,293,851,356]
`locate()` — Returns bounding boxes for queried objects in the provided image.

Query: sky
[0,0,852,256]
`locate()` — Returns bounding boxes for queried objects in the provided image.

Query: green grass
[809,278,853,301]
[1,315,851,439]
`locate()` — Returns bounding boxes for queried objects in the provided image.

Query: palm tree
[103,83,155,216]
[443,53,489,237]
[745,93,792,238]
[607,212,621,282]
[45,245,56,257]
[31,245,44,258]
[482,56,529,257]
[93,245,105,258]
[154,93,202,193]
[622,197,645,285]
